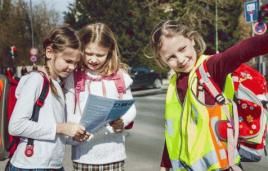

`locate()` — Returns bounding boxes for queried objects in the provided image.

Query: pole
[258,0,266,76]
[215,0,219,53]
[29,0,34,47]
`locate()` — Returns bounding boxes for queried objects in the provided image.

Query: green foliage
[155,0,243,53]
[64,0,158,69]
[64,0,247,71]
[0,0,59,67]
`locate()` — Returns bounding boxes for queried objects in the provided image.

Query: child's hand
[56,122,86,138]
[110,119,124,133]
[73,131,92,142]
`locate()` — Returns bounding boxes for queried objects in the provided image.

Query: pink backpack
[73,69,133,129]
[197,63,268,162]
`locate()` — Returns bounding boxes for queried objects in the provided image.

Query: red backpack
[197,63,268,162]
[0,72,49,161]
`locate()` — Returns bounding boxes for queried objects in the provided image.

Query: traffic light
[259,3,268,23]
[9,45,17,59]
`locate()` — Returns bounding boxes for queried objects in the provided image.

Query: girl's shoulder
[16,72,45,97]
[19,71,45,85]
[117,69,133,88]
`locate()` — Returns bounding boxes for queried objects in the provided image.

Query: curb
[132,79,169,97]
[132,88,167,97]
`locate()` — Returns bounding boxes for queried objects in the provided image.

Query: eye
[85,52,93,56]
[65,59,73,63]
[65,59,77,65]
[96,54,106,58]
[167,55,176,62]
[178,46,186,52]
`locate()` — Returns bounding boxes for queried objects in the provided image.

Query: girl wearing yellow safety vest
[150,20,268,171]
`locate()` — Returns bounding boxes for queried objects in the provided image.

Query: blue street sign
[244,0,259,23]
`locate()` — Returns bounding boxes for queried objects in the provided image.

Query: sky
[32,0,74,21]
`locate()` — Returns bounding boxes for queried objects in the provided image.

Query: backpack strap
[30,72,49,121]
[73,69,87,114]
[74,69,132,129]
[25,71,49,157]
[112,70,126,99]
[111,70,134,129]
[196,60,226,104]
[196,61,241,169]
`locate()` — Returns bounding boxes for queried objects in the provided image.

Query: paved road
[125,92,166,170]
[1,90,268,171]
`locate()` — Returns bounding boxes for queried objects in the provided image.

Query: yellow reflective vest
[164,55,240,171]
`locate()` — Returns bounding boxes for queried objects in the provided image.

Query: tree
[64,0,159,68]
[64,0,249,70]
[149,0,246,53]
[0,0,60,67]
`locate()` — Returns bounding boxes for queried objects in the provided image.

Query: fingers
[111,119,124,127]
[73,131,92,142]
[114,128,123,133]
[113,119,123,124]
[77,126,86,135]
[110,119,124,133]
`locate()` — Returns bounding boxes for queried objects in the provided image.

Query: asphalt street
[1,88,268,170]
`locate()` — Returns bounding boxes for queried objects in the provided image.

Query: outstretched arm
[207,33,268,89]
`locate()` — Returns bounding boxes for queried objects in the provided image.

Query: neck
[87,69,101,76]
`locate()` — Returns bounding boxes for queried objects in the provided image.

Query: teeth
[179,61,187,68]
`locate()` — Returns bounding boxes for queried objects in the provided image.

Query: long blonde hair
[79,23,126,76]
[151,20,206,68]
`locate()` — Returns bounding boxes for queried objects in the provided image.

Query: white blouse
[64,70,136,164]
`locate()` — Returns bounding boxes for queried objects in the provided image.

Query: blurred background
[1,0,268,81]
[1,1,268,170]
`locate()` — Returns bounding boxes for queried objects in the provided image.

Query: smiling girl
[150,20,268,171]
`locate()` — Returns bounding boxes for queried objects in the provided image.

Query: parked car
[130,66,162,90]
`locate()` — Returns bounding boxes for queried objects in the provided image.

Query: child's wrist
[56,123,66,134]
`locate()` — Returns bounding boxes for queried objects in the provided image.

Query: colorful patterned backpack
[197,63,268,162]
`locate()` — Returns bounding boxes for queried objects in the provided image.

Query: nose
[176,53,185,64]
[90,55,97,63]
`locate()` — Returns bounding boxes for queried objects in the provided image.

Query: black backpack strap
[25,71,49,157]
[30,72,49,121]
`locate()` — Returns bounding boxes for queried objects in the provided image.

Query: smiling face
[83,42,109,72]
[46,47,81,79]
[159,34,197,73]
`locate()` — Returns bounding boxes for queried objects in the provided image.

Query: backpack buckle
[261,100,268,109]
[215,94,225,104]
[36,99,44,106]
[24,144,34,157]
[117,86,125,93]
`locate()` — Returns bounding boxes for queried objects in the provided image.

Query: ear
[45,46,54,59]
